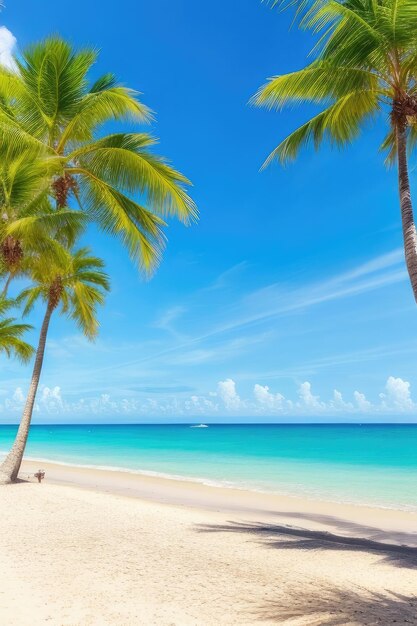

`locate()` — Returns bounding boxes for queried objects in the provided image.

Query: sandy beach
[0,461,416,625]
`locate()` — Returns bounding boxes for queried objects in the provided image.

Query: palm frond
[64,248,109,339]
[76,169,166,273]
[57,88,152,150]
[252,61,379,109]
[263,88,379,166]
[90,73,117,93]
[7,209,87,251]
[70,133,197,223]
[17,37,96,130]
[16,286,44,317]
[0,296,34,362]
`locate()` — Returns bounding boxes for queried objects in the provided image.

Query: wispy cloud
[235,248,406,329]
[198,261,248,293]
[185,249,406,344]
[241,341,417,381]
[97,248,407,374]
[153,305,187,338]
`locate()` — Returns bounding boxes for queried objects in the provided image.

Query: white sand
[1,462,417,625]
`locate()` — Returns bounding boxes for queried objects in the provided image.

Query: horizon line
[1,422,417,427]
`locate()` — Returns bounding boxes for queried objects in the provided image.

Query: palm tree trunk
[0,302,54,484]
[396,125,417,303]
[2,272,12,298]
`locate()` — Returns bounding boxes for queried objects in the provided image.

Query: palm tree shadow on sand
[196,520,417,569]
[270,510,417,548]
[257,586,417,625]
[195,520,417,624]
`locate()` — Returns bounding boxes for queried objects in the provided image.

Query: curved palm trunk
[0,303,53,484]
[396,125,417,303]
[2,273,13,298]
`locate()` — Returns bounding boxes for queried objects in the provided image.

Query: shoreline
[16,453,417,511]
[20,458,417,546]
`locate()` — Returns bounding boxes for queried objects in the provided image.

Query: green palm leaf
[263,89,379,165]
[19,245,110,339]
[57,88,152,150]
[70,133,197,222]
[0,297,34,363]
[252,61,379,109]
[76,169,166,272]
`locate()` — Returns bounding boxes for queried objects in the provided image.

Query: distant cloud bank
[1,376,416,422]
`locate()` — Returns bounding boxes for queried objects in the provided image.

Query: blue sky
[1,0,417,422]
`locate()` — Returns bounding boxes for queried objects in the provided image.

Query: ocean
[1,423,417,511]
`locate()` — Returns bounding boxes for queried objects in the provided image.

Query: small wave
[10,453,417,513]
[19,454,236,488]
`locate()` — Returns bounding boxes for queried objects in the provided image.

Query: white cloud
[354,391,371,412]
[380,376,415,411]
[0,27,16,71]
[330,389,354,412]
[217,378,241,410]
[12,387,24,404]
[184,394,218,414]
[34,386,64,414]
[41,386,63,403]
[253,384,285,410]
[298,381,324,411]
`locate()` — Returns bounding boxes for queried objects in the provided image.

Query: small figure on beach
[34,470,45,484]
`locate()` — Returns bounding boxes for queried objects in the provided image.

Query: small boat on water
[190,424,209,428]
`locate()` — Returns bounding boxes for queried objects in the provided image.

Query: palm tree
[0,37,197,274]
[0,246,109,483]
[253,0,417,302]
[0,296,33,362]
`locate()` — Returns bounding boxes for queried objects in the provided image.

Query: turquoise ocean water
[1,424,417,511]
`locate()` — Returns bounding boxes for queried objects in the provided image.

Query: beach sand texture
[1,466,417,625]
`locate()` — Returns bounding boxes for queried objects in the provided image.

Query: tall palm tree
[253,0,417,302]
[0,246,109,483]
[0,37,197,274]
[0,297,33,362]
